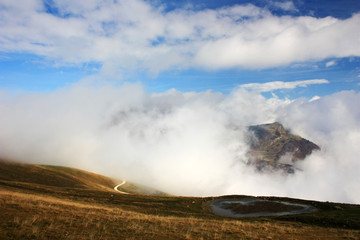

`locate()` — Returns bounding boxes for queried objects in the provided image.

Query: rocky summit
[246,122,320,174]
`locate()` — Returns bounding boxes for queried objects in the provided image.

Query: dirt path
[113,180,129,194]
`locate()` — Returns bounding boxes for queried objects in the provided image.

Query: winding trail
[113,180,130,194]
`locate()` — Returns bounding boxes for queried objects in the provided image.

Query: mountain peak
[247,122,320,173]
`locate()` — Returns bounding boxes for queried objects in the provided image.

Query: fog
[0,81,359,204]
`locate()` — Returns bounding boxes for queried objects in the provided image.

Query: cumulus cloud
[0,0,359,75]
[0,80,359,204]
[239,79,329,92]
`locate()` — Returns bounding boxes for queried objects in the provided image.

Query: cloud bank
[1,0,360,76]
[0,81,359,204]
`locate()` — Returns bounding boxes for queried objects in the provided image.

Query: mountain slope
[247,122,320,173]
[0,160,115,191]
[0,160,359,239]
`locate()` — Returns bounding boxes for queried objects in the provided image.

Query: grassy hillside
[1,160,359,239]
[0,160,115,190]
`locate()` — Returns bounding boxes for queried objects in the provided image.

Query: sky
[0,0,360,96]
[1,0,360,203]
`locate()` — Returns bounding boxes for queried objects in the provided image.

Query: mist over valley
[1,82,359,204]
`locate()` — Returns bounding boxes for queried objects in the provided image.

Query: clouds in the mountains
[0,0,359,204]
[1,0,360,76]
[0,81,359,204]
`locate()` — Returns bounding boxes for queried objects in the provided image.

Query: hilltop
[0,160,115,191]
[1,160,359,239]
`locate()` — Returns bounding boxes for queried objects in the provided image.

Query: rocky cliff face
[246,122,320,174]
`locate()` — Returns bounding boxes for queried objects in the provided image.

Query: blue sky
[1,0,360,98]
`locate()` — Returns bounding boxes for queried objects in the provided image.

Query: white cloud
[309,95,320,102]
[0,81,359,203]
[239,79,329,92]
[326,60,336,67]
[0,0,359,75]
[270,1,298,12]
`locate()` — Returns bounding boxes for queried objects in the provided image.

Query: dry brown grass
[1,189,359,240]
[1,160,360,239]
